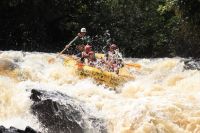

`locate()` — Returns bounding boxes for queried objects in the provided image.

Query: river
[0,51,199,133]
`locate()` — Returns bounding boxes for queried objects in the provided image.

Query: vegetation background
[0,0,200,57]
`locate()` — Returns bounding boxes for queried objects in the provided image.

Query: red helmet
[84,44,92,53]
[110,44,117,50]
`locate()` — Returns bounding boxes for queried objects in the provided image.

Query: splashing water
[0,51,200,133]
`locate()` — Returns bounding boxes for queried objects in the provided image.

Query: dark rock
[0,125,39,133]
[183,58,200,70]
[9,126,24,133]
[0,126,6,132]
[32,99,83,133]
[30,89,107,133]
[30,90,42,102]
[25,126,39,133]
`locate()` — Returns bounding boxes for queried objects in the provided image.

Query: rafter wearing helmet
[63,27,92,57]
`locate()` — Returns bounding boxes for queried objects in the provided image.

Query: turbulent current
[0,51,200,133]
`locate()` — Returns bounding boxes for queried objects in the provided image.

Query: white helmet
[80,28,86,32]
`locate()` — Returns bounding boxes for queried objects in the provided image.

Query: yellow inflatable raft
[64,55,135,88]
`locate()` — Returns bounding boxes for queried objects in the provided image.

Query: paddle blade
[125,63,141,69]
[48,58,55,64]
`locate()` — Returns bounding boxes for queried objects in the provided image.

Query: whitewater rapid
[0,51,199,133]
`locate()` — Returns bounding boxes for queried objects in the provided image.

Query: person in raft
[106,44,124,73]
[81,44,92,63]
[86,51,98,67]
[64,27,92,57]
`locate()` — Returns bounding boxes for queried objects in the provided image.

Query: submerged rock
[0,125,39,133]
[0,58,18,71]
[30,89,107,133]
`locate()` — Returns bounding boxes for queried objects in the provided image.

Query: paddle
[124,63,141,69]
[48,36,79,63]
[57,36,79,57]
[114,49,141,69]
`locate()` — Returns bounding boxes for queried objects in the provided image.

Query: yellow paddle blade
[125,63,141,69]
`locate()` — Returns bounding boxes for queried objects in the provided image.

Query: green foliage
[157,0,178,14]
[103,0,180,57]
[158,0,200,57]
[0,0,199,57]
